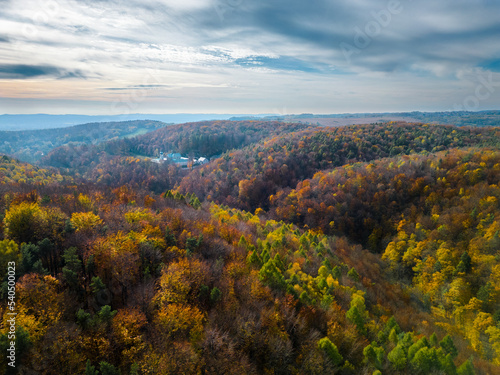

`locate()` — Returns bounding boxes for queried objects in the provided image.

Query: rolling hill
[0,120,166,163]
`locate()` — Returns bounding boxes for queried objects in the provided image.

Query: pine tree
[388,344,407,371]
[318,337,343,366]
[85,360,99,375]
[62,247,82,289]
[440,335,458,358]
[99,361,120,375]
[456,251,472,274]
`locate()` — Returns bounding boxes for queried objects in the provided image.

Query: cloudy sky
[1,0,500,115]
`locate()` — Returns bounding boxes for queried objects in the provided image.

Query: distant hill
[0,113,244,131]
[407,110,500,126]
[241,110,500,127]
[0,120,167,163]
[3,110,498,131]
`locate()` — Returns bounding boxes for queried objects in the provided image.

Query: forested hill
[268,148,500,371]
[0,155,72,185]
[0,170,492,374]
[0,120,166,164]
[40,121,500,204]
[41,120,313,171]
[178,123,500,211]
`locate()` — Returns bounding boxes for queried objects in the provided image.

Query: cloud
[102,84,172,91]
[3,0,499,76]
[0,64,85,79]
[234,55,337,74]
[201,1,500,70]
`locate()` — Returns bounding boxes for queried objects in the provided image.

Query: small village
[151,151,209,168]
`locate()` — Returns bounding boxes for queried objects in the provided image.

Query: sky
[0,0,500,115]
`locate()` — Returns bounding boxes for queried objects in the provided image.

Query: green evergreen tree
[363,342,384,370]
[456,251,472,274]
[165,227,177,246]
[331,265,341,280]
[410,347,441,374]
[346,305,366,334]
[408,337,430,361]
[97,305,117,325]
[388,344,407,371]
[76,309,92,330]
[238,235,248,247]
[389,328,399,344]
[318,337,343,366]
[430,332,438,347]
[259,258,286,290]
[477,282,494,311]
[130,363,139,375]
[99,361,120,375]
[439,352,457,375]
[210,287,222,304]
[189,196,201,209]
[299,290,312,305]
[62,247,81,289]
[90,276,106,295]
[457,358,474,375]
[20,243,40,274]
[85,360,99,375]
[378,316,401,343]
[440,335,458,358]
[346,294,368,334]
[247,250,262,267]
[347,267,360,282]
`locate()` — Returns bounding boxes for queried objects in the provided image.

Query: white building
[151,151,191,167]
[195,157,208,165]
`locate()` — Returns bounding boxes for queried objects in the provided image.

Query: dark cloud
[5,0,500,76]
[0,64,85,79]
[343,22,500,73]
[199,0,354,44]
[0,36,9,43]
[196,0,500,73]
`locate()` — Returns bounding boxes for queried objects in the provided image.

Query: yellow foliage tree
[153,258,207,306]
[155,303,206,343]
[0,239,20,280]
[70,212,103,232]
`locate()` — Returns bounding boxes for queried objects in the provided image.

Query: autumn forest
[1,120,500,374]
